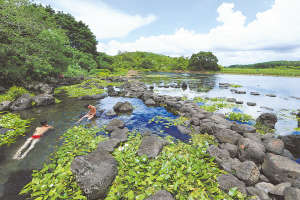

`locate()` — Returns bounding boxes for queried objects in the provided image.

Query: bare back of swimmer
[13,121,53,160]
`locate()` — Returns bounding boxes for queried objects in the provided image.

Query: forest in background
[1,0,299,86]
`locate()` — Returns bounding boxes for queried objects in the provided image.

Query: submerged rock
[113,101,134,114]
[250,92,260,96]
[70,150,118,200]
[266,94,276,97]
[145,98,156,106]
[247,102,256,106]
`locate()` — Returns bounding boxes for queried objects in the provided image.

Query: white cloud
[38,0,156,39]
[100,0,300,65]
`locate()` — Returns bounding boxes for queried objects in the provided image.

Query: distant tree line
[228,61,300,68]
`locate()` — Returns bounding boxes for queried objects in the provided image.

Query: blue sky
[38,0,300,65]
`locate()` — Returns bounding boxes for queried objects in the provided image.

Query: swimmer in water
[13,121,53,160]
[76,104,97,123]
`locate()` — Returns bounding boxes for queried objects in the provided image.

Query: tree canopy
[188,51,220,71]
[228,61,300,68]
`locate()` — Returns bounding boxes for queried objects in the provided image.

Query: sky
[37,0,300,66]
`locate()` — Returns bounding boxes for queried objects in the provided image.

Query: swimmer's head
[84,104,90,108]
[40,121,48,126]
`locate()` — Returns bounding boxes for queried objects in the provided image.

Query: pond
[141,72,300,136]
[0,95,188,200]
[0,72,299,199]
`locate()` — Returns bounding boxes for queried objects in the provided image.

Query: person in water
[77,104,97,123]
[13,121,53,160]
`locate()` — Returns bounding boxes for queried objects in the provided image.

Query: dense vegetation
[189,51,220,71]
[21,126,106,199]
[0,0,99,85]
[0,112,31,147]
[228,61,300,68]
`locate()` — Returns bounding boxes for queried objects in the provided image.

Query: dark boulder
[236,161,260,186]
[246,187,271,200]
[10,94,33,111]
[220,143,238,158]
[33,94,55,106]
[266,94,276,97]
[97,138,121,153]
[284,187,300,200]
[235,100,244,104]
[113,101,134,114]
[181,82,187,90]
[243,132,262,143]
[247,102,256,106]
[110,128,128,142]
[227,98,236,102]
[217,174,247,194]
[70,150,118,200]
[255,182,275,194]
[105,119,125,133]
[238,138,266,164]
[235,90,246,94]
[262,153,300,184]
[269,182,291,196]
[256,113,277,129]
[145,190,175,200]
[0,101,11,111]
[207,145,231,165]
[214,129,242,145]
[281,134,300,158]
[107,85,118,97]
[250,92,260,96]
[231,122,256,134]
[137,134,169,158]
[263,138,284,155]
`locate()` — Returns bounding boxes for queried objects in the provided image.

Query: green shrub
[0,112,32,147]
[0,86,34,103]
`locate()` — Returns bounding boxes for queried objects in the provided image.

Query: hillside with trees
[0,0,220,86]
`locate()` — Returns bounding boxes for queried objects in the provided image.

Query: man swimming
[13,121,53,160]
[77,104,97,123]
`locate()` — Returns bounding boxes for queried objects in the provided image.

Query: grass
[220,66,300,76]
[0,112,32,147]
[0,86,34,103]
[54,78,123,98]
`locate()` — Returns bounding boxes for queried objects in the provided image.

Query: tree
[188,51,220,71]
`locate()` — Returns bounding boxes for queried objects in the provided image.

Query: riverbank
[167,67,300,77]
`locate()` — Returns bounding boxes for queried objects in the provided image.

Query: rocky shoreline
[69,79,300,200]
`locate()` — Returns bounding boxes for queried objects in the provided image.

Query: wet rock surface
[256,113,278,129]
[113,101,134,114]
[33,94,55,106]
[70,150,118,200]
[10,94,33,111]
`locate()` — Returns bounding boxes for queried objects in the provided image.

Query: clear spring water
[141,72,300,136]
[0,72,299,199]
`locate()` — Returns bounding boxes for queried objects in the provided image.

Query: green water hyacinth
[105,133,247,200]
[0,112,31,147]
[20,126,106,200]
[225,112,253,123]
